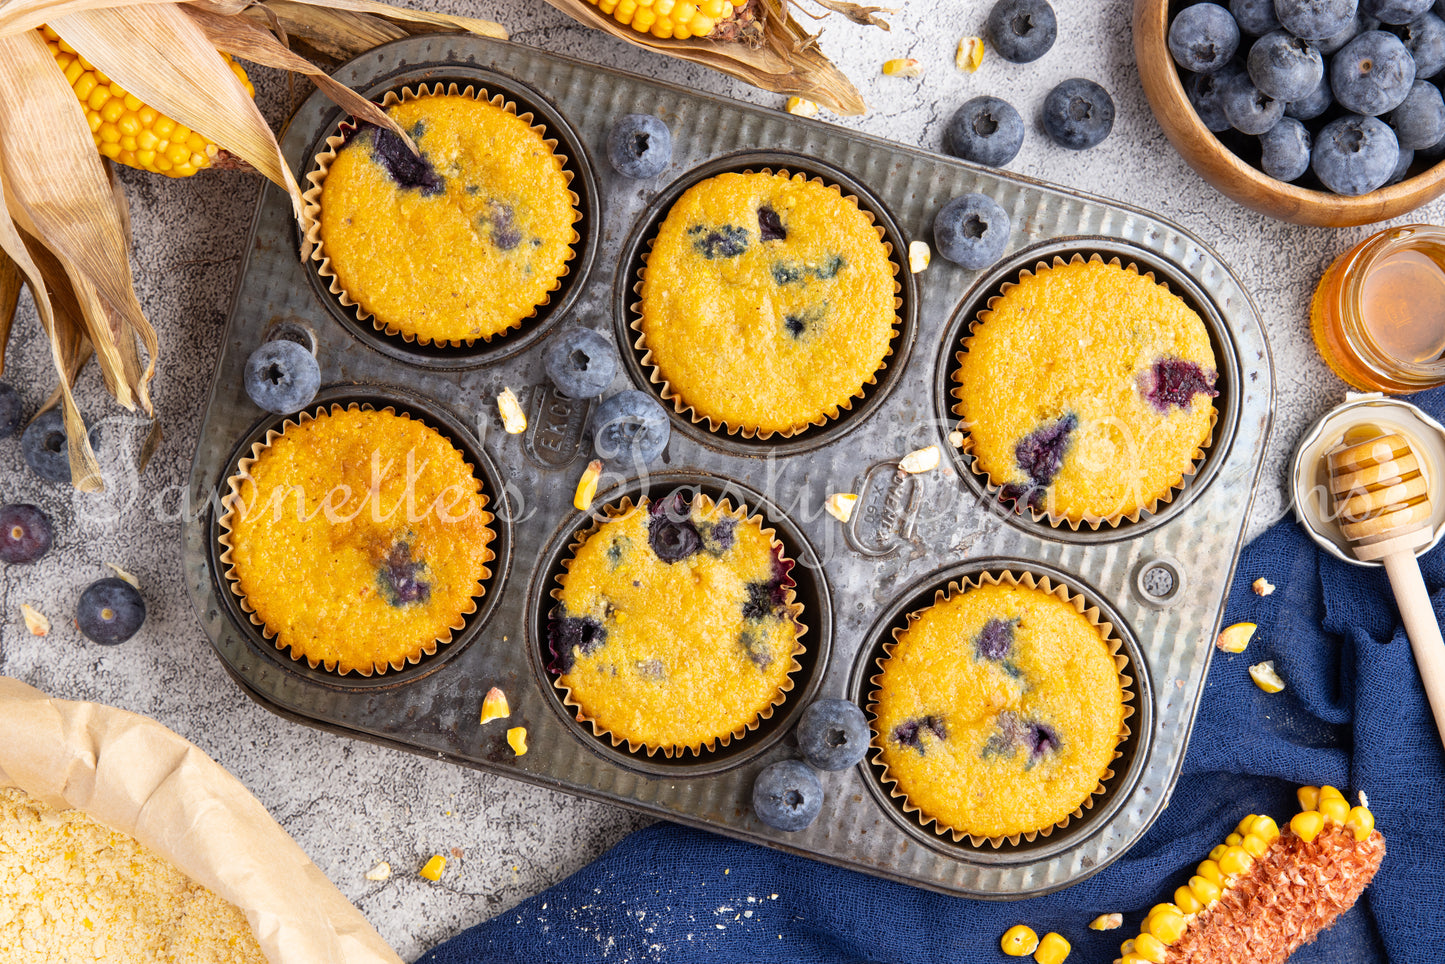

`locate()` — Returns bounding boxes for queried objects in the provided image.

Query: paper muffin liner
[951,252,1220,530]
[217,401,496,677]
[301,82,581,348]
[866,569,1135,848]
[630,167,903,440]
[547,491,806,758]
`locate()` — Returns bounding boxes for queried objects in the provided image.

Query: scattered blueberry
[482,199,522,251]
[0,504,54,565]
[75,577,145,645]
[1363,0,1433,24]
[741,576,789,620]
[974,617,1015,660]
[1313,114,1401,193]
[1186,63,1246,130]
[607,113,672,179]
[1286,71,1335,119]
[243,339,321,415]
[367,125,442,195]
[757,205,787,242]
[1388,78,1445,146]
[1169,3,1241,72]
[892,715,948,751]
[796,700,870,771]
[1221,70,1286,134]
[377,542,429,606]
[932,193,1011,270]
[1042,78,1116,149]
[0,383,20,439]
[1016,412,1077,487]
[1260,116,1315,178]
[944,95,1026,167]
[689,224,750,259]
[647,491,702,564]
[1232,0,1281,34]
[1331,30,1416,115]
[1314,12,1380,54]
[544,327,618,399]
[1275,0,1359,40]
[1024,720,1061,761]
[591,390,670,465]
[1419,124,1445,160]
[752,760,824,831]
[1389,144,1418,181]
[21,409,101,485]
[987,0,1057,63]
[1394,13,1445,77]
[1248,30,1324,101]
[549,611,607,672]
[1143,359,1222,410]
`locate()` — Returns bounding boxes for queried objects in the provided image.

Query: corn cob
[39,24,254,178]
[587,0,752,41]
[1115,786,1383,964]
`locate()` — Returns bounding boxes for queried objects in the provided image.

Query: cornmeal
[317,92,577,344]
[0,787,265,963]
[224,407,494,675]
[954,258,1218,523]
[872,582,1124,840]
[639,171,896,436]
[552,493,802,753]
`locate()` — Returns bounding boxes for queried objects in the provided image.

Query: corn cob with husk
[1116,785,1383,964]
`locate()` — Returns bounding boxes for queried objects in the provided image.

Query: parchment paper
[0,676,403,964]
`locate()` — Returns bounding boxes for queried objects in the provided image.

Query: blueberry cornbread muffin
[220,405,494,675]
[550,491,804,756]
[0,787,267,963]
[953,255,1219,526]
[637,170,898,437]
[870,575,1128,843]
[306,85,579,345]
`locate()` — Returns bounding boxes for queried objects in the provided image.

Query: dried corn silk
[0,787,265,963]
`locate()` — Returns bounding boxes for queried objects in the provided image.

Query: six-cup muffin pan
[182,34,1275,898]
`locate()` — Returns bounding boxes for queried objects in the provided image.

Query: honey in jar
[1311,224,1445,394]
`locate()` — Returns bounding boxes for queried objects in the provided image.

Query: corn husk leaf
[0,251,21,376]
[0,0,185,37]
[23,237,100,416]
[805,0,891,29]
[236,0,504,67]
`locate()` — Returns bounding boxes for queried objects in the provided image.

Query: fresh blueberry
[591,390,670,465]
[0,383,21,439]
[1232,0,1281,34]
[1314,12,1380,53]
[1394,12,1445,76]
[987,0,1057,63]
[1388,78,1445,145]
[751,760,824,831]
[606,114,672,179]
[1363,0,1433,23]
[1187,62,1247,130]
[1419,123,1445,159]
[1169,3,1241,72]
[1313,113,1401,192]
[1260,116,1315,178]
[796,700,870,771]
[1286,70,1335,118]
[544,327,618,399]
[1389,144,1418,180]
[1222,70,1287,133]
[944,96,1025,167]
[75,577,146,645]
[21,409,101,485]
[243,339,320,415]
[647,492,702,564]
[1332,30,1417,114]
[932,194,1012,270]
[549,611,607,672]
[1248,30,1325,100]
[0,504,54,564]
[1276,0,1360,40]
[1042,78,1116,149]
[367,125,442,195]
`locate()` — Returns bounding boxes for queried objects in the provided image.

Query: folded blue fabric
[421,394,1445,964]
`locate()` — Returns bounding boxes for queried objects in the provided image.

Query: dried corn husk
[0,252,21,376]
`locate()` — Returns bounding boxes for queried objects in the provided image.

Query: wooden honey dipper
[1328,425,1445,746]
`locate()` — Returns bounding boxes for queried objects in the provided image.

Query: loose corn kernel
[1290,810,1325,843]
[1320,795,1350,826]
[1088,913,1122,931]
[1346,806,1376,841]
[1218,846,1254,877]
[908,239,931,273]
[1298,786,1321,811]
[1146,907,1187,944]
[1132,933,1167,963]
[1173,885,1202,914]
[20,604,49,636]
[882,57,924,77]
[479,686,510,724]
[1033,932,1070,964]
[1196,859,1224,886]
[1188,875,1220,905]
[785,97,819,117]
[1249,814,1280,841]
[1224,832,1242,847]
[1208,843,1227,862]
[825,492,858,523]
[1215,621,1256,653]
[1000,925,1039,957]
[497,387,527,434]
[364,861,391,881]
[574,459,603,511]
[1253,576,1275,595]
[956,36,985,72]
[899,444,940,474]
[419,855,446,881]
[1249,660,1286,693]
[1242,832,1270,858]
[507,726,528,756]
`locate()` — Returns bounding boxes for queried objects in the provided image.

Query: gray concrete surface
[2,1,1442,959]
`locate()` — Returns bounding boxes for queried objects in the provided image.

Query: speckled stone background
[2,1,1442,959]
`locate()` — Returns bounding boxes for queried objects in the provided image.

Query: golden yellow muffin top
[552,492,802,754]
[225,407,493,675]
[638,171,897,436]
[954,259,1218,524]
[872,581,1124,840]
[317,92,577,344]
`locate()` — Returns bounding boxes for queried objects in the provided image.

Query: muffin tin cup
[865,568,1137,850]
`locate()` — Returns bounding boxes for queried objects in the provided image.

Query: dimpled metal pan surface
[183,34,1274,899]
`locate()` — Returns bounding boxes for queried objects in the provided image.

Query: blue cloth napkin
[421,395,1445,964]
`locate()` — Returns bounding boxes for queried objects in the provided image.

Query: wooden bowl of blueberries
[1135,0,1445,225]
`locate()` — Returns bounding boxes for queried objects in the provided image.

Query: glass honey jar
[1311,224,1445,394]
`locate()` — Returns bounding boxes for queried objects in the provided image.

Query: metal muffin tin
[183,34,1275,898]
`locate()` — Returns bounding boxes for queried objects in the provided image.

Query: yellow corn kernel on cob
[40,24,252,178]
[1115,787,1383,964]
[586,0,749,41]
